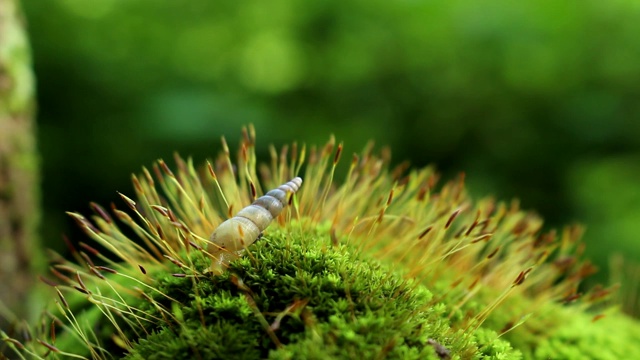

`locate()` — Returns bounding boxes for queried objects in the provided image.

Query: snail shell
[207,177,302,272]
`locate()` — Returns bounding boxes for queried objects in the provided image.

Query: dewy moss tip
[5,125,640,360]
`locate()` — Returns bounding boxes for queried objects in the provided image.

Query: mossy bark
[0,0,39,328]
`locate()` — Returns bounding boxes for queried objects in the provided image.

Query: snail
[206,177,303,273]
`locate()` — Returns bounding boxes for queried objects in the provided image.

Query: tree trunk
[0,0,39,329]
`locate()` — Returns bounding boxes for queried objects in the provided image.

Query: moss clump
[125,226,515,359]
[527,309,640,359]
[5,127,640,359]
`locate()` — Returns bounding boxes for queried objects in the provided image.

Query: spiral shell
[207,177,302,272]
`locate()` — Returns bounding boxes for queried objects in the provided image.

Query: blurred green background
[22,0,640,285]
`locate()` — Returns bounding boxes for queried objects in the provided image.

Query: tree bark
[0,0,39,328]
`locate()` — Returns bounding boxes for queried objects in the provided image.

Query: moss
[124,227,519,359]
[526,310,640,360]
[472,328,522,359]
[7,129,640,359]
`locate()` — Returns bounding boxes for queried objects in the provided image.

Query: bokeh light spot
[239,32,304,93]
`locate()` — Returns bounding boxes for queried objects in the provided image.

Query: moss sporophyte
[3,126,640,359]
